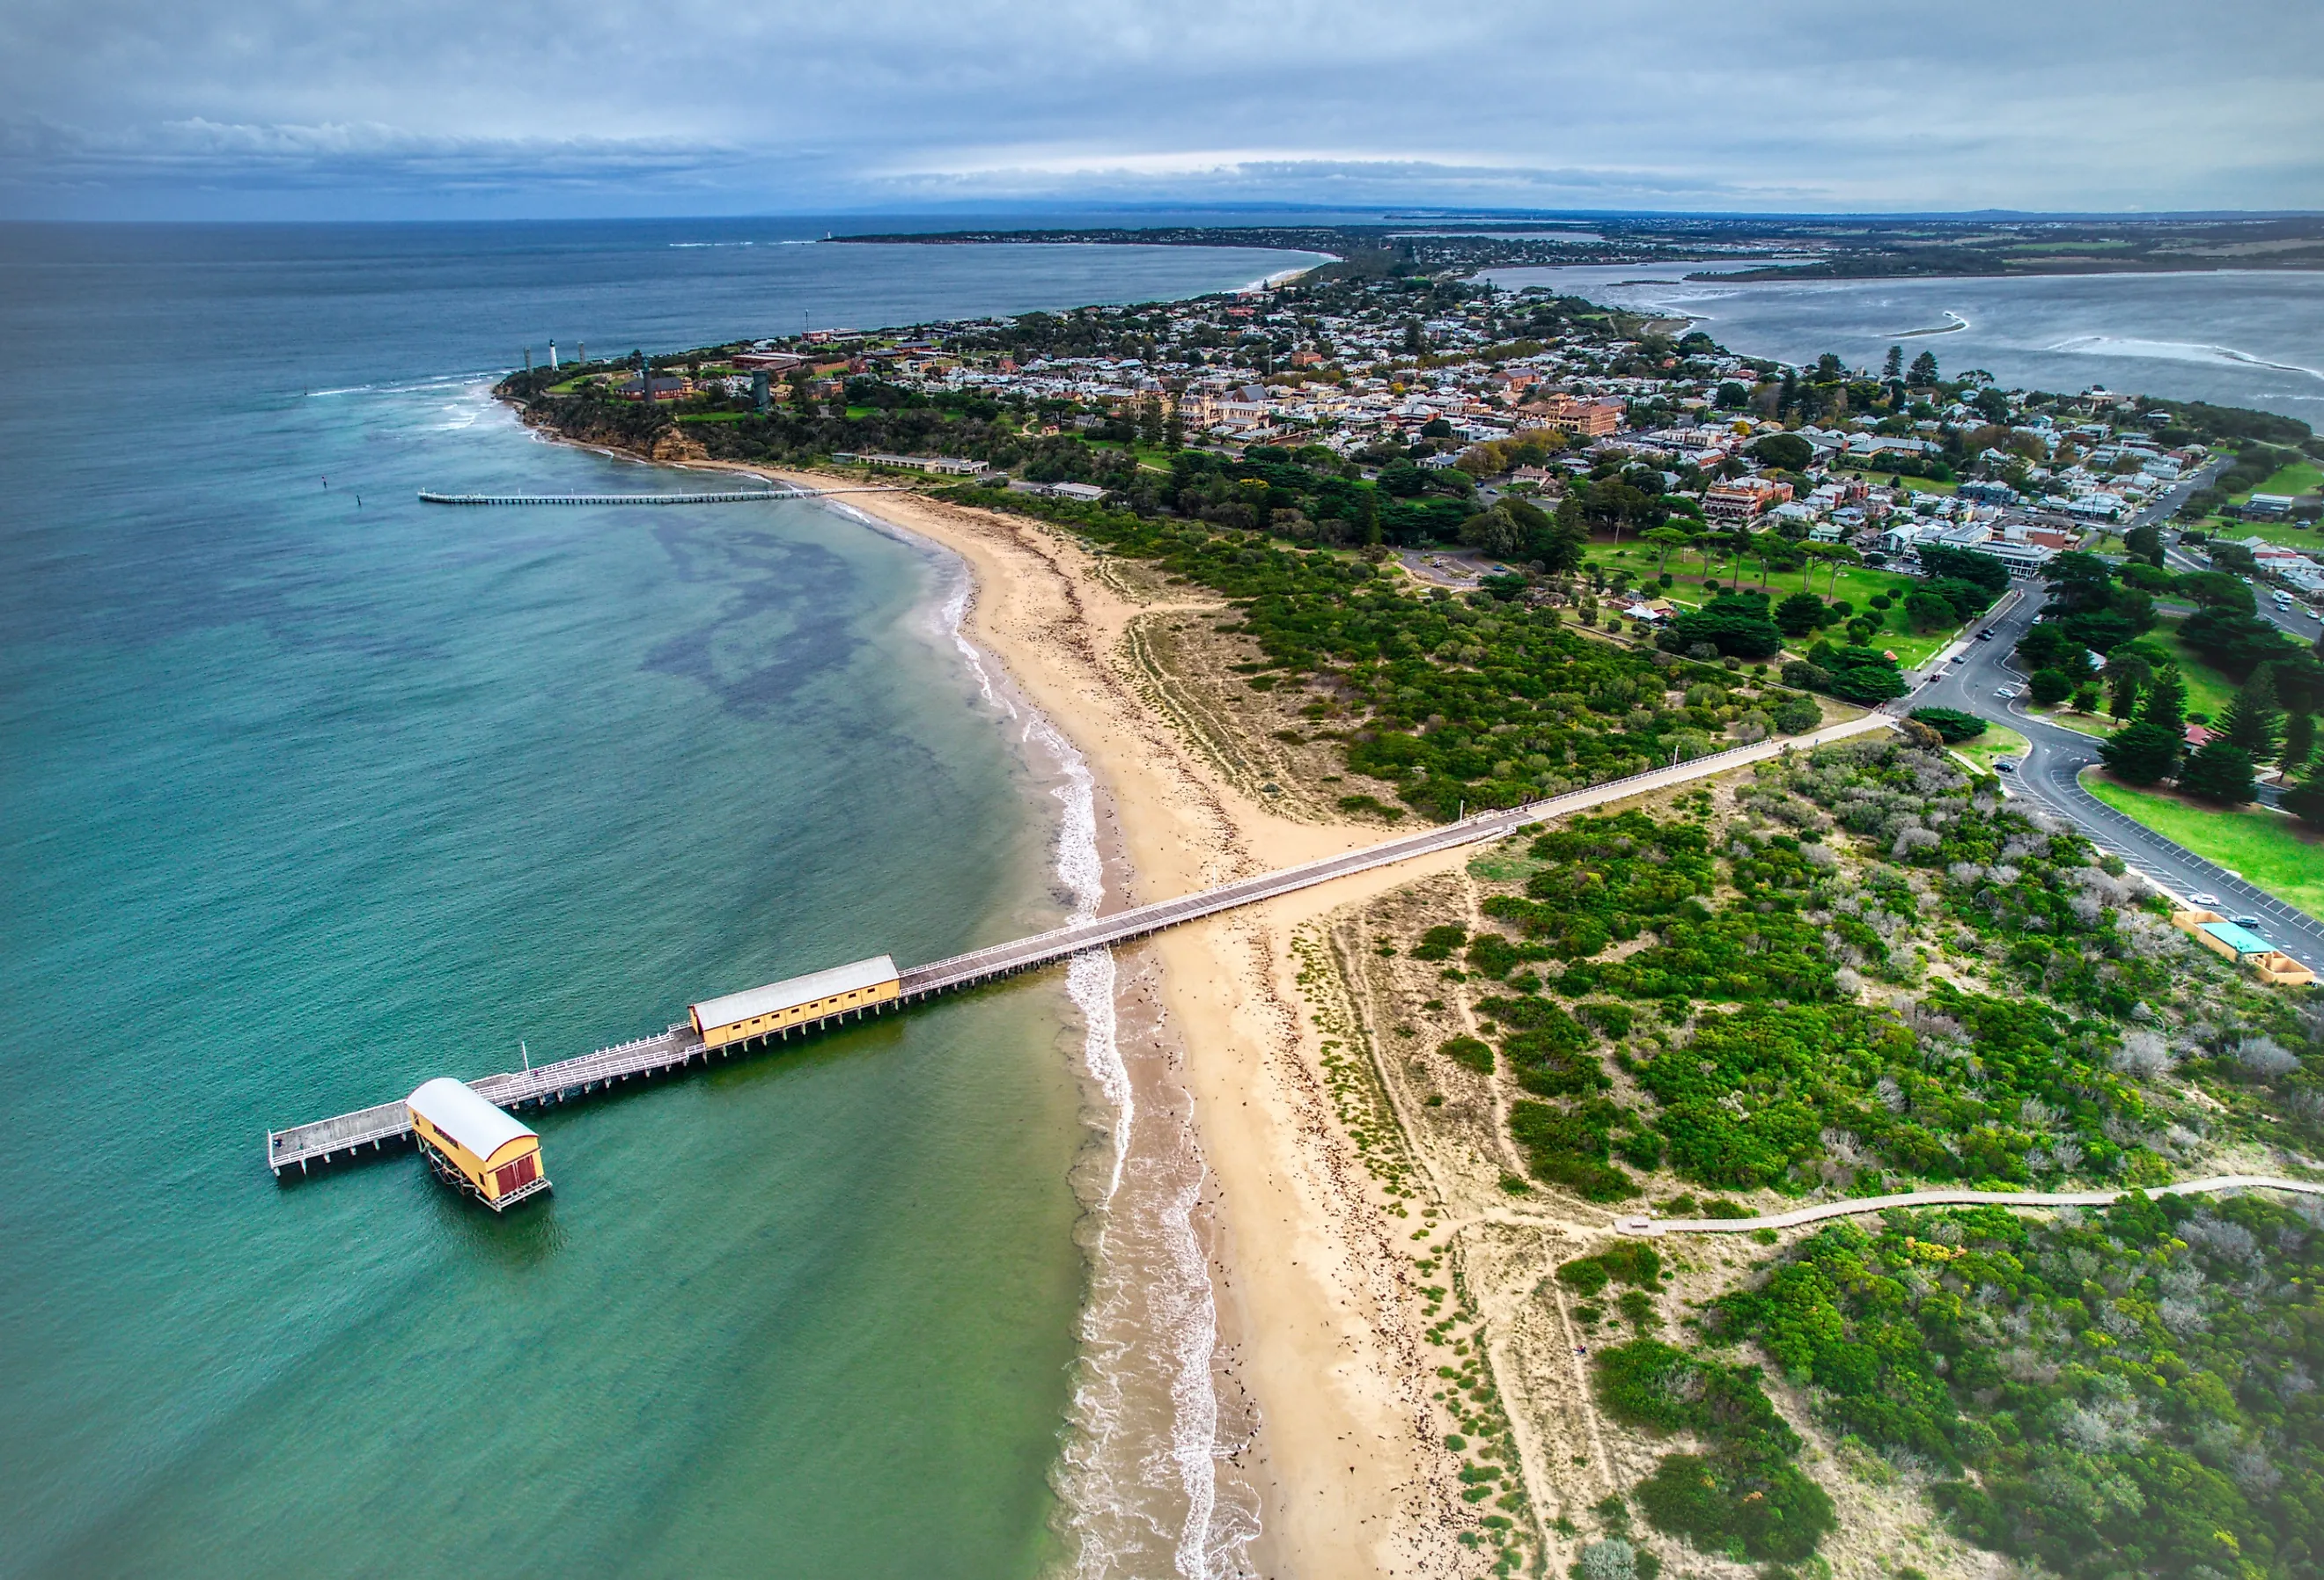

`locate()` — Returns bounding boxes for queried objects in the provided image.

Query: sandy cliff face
[516,401,707,463]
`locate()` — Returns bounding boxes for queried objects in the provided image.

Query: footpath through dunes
[265,709,1902,1178]
[1613,1173,2324,1237]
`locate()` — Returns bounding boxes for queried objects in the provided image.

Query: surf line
[1894,312,1969,338]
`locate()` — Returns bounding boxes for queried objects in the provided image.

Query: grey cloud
[2,0,2319,216]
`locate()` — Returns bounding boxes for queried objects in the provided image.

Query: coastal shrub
[1714,1196,2324,1580]
[1595,1340,1835,1562]
[1439,1035,1495,1074]
[1465,931,1523,979]
[1578,1001,1635,1039]
[918,484,1715,821]
[1908,706,1987,743]
[1510,1099,1636,1201]
[1558,1241,1662,1297]
[1411,923,1468,960]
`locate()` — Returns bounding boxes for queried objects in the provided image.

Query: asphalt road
[1903,587,2324,973]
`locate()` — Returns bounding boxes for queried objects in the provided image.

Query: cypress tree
[2219,671,2284,763]
[2283,709,2317,775]
[2178,740,2256,805]
[2137,664,2188,736]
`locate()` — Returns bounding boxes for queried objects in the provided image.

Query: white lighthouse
[548,340,559,371]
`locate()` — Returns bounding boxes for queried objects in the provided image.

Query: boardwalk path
[1615,1174,2324,1237]
[266,709,1900,1174]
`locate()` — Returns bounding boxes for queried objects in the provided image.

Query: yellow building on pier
[689,955,901,1051]
[407,1077,549,1210]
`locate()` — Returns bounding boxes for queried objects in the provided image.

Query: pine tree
[2219,672,2284,763]
[1908,350,1939,386]
[2178,740,2257,805]
[1358,486,1381,547]
[2284,762,2324,831]
[1883,345,1904,380]
[2137,664,2188,736]
[2101,721,2181,785]
[2284,710,2318,775]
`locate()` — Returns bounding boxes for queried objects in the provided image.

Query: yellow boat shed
[407,1077,550,1210]
[690,954,901,1052]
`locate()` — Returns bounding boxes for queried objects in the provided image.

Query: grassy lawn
[2241,459,2324,501]
[2085,776,2324,920]
[2026,703,2117,739]
[1589,540,1970,666]
[1954,721,2031,774]
[2194,514,2324,553]
[1833,467,1957,496]
[2151,622,2243,721]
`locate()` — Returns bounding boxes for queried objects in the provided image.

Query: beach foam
[896,526,1252,1578]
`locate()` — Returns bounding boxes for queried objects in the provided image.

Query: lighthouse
[548,340,559,371]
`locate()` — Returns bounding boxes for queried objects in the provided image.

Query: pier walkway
[266,710,1899,1178]
[416,487,900,506]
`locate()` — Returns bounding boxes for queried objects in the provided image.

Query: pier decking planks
[268,711,1901,1179]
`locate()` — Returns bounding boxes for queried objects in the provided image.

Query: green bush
[1439,1035,1495,1074]
[1718,1197,2324,1580]
[1411,923,1468,960]
[1511,1099,1636,1200]
[1595,1340,1835,1562]
[1909,706,1988,743]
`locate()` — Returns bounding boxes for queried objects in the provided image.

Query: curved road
[1904,584,2324,973]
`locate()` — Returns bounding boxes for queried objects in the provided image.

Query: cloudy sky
[5,0,2320,219]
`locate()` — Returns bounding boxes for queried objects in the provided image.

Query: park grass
[1586,539,1967,667]
[2026,703,2117,739]
[1954,721,2031,774]
[2239,459,2324,502]
[1833,467,1957,496]
[2195,513,2324,554]
[2085,777,2324,920]
[2152,623,2243,721]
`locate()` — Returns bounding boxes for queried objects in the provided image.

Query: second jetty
[416,486,901,505]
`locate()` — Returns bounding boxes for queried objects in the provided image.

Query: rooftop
[691,954,901,1032]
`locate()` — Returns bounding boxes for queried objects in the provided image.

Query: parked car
[1995,759,2017,773]
[2188,892,2221,907]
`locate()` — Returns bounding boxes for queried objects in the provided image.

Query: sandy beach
[756,470,1485,1576]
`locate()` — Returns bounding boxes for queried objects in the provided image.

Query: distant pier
[416,487,900,506]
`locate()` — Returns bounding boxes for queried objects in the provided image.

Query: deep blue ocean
[0,220,1317,1579]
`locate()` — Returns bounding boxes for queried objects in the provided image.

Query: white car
[1996,686,2021,699]
[2187,892,2221,907]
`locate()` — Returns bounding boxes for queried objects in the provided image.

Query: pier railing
[266,711,1898,1179]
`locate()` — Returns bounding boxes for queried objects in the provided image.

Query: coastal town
[526,267,2321,592]
[490,252,2324,1579]
[511,265,2324,811]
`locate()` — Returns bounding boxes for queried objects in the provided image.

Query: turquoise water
[0,224,1308,1577]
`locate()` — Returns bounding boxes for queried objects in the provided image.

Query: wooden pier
[267,711,1901,1180]
[416,487,899,506]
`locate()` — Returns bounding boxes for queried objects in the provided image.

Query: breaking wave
[838,522,1253,1578]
